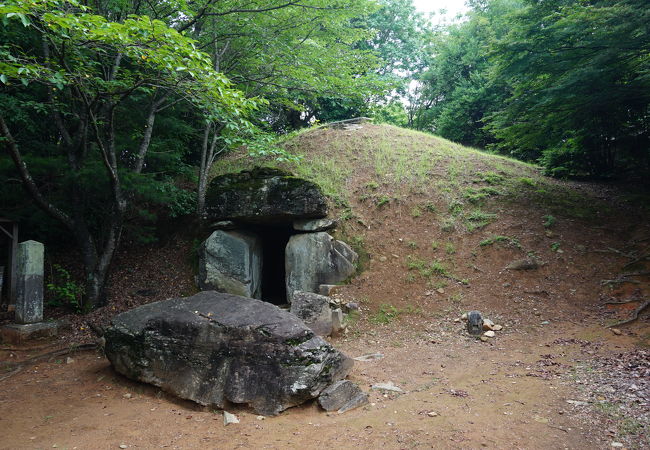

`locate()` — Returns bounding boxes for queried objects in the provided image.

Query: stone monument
[0,240,65,343]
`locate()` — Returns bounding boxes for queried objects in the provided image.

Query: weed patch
[479,235,522,249]
[465,210,498,232]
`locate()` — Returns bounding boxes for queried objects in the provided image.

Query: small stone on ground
[223,411,239,425]
[371,382,403,393]
[353,353,384,362]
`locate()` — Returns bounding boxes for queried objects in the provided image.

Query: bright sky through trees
[412,0,468,21]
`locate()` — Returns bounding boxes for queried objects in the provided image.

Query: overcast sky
[412,0,469,22]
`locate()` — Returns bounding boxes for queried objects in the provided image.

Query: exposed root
[0,343,99,383]
[594,247,637,259]
[601,278,640,286]
[623,253,650,269]
[601,271,650,286]
[605,299,650,327]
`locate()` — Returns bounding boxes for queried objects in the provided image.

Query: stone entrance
[198,168,357,304]
[257,225,293,304]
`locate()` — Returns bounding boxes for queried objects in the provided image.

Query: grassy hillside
[216,124,612,226]
[212,123,646,318]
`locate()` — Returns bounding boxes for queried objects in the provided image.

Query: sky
[412,0,469,22]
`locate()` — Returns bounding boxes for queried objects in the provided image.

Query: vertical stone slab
[15,240,44,324]
[198,230,263,299]
[285,232,358,302]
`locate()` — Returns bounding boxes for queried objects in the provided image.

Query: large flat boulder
[203,167,328,224]
[285,232,358,301]
[104,291,353,416]
[198,230,262,299]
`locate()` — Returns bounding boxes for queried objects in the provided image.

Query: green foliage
[47,264,84,312]
[478,171,506,185]
[479,235,521,249]
[487,0,650,177]
[464,186,501,204]
[410,0,650,178]
[406,256,450,278]
[376,195,391,207]
[370,101,409,127]
[445,242,456,255]
[409,0,515,143]
[448,200,464,216]
[370,304,401,325]
[543,215,556,229]
[465,209,497,231]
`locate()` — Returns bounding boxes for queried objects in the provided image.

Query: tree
[410,0,518,146]
[0,0,255,308]
[487,0,650,176]
[162,0,382,213]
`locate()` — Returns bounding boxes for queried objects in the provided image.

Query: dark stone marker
[467,310,483,336]
[15,240,44,324]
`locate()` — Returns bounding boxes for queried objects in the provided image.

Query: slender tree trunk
[196,122,225,216]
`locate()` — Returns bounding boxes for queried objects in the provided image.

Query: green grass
[543,214,556,228]
[212,124,609,228]
[465,209,498,232]
[375,195,391,207]
[369,304,401,324]
[476,171,506,185]
[448,200,464,216]
[441,218,456,232]
[405,256,467,284]
[464,186,501,204]
[479,235,522,249]
[445,242,456,255]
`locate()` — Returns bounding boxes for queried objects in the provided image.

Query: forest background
[1,0,648,309]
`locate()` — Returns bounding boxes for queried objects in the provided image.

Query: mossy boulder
[203,167,328,224]
[104,291,353,415]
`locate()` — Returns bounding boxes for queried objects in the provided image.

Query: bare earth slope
[1,124,648,449]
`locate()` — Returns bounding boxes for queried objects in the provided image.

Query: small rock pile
[458,311,504,341]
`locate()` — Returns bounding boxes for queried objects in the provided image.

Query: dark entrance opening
[249,225,295,306]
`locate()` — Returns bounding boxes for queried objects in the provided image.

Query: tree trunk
[196,122,225,216]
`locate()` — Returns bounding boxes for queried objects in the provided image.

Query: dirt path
[0,313,646,449]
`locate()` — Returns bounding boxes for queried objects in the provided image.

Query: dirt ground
[1,125,649,449]
[0,318,647,449]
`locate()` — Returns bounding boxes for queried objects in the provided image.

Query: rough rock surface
[104,291,353,416]
[293,218,337,232]
[506,258,539,270]
[318,380,368,413]
[198,230,262,299]
[290,291,333,336]
[203,168,328,224]
[285,232,358,301]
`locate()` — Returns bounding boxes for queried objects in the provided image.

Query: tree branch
[0,115,75,230]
